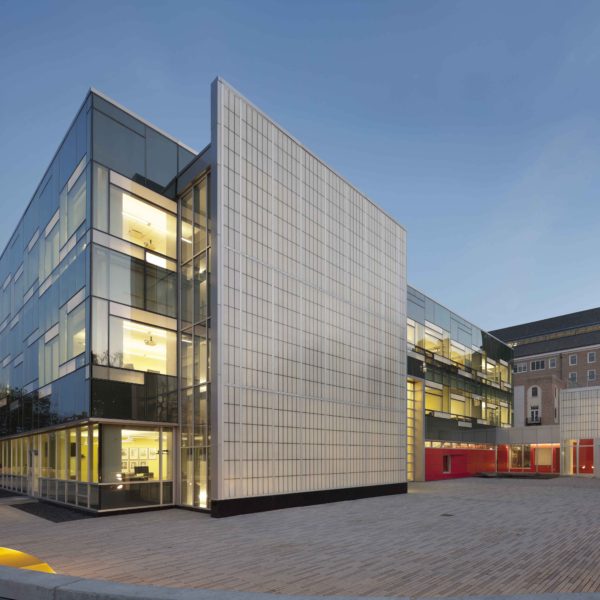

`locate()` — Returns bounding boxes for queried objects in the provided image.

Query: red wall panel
[425,448,496,481]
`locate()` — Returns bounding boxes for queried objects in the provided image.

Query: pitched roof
[491,307,600,343]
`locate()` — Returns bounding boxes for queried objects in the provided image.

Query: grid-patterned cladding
[560,387,600,440]
[212,79,407,500]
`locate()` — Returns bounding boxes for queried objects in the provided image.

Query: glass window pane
[67,302,86,360]
[109,316,176,375]
[92,163,109,231]
[181,262,193,328]
[56,429,67,480]
[40,223,59,282]
[101,426,160,483]
[194,326,208,385]
[61,301,86,363]
[181,190,193,263]
[193,178,208,254]
[145,262,176,317]
[161,429,172,481]
[91,297,109,366]
[194,253,208,324]
[109,186,176,258]
[79,426,89,482]
[68,429,77,480]
[92,110,145,181]
[146,128,177,189]
[91,424,99,483]
[92,244,175,317]
[194,448,208,508]
[68,171,86,239]
[181,332,193,388]
[110,250,144,308]
[91,245,109,299]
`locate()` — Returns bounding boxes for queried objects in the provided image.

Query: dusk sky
[2,0,600,330]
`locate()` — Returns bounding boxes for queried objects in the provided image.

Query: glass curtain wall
[90,163,178,423]
[179,175,211,509]
[0,423,173,510]
[407,287,513,427]
[0,107,91,437]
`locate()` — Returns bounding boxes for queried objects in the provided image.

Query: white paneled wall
[213,79,407,500]
[560,387,600,440]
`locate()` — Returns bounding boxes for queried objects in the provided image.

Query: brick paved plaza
[1,477,599,597]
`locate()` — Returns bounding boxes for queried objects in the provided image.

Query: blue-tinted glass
[146,128,177,191]
[92,95,145,135]
[59,126,78,191]
[178,146,196,172]
[92,110,145,182]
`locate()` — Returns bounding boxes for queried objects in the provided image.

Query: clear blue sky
[1,0,599,330]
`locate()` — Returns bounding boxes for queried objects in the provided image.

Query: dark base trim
[210,482,407,518]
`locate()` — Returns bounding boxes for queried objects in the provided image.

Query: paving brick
[0,478,597,597]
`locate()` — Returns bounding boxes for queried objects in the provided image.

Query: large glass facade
[0,89,196,511]
[179,176,211,509]
[408,286,513,428]
[0,424,173,510]
[0,95,91,437]
[407,286,513,481]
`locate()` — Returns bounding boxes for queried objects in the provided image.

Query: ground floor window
[510,445,531,469]
[0,423,174,511]
[562,439,594,475]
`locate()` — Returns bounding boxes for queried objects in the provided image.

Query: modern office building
[0,79,407,516]
[491,308,600,427]
[406,287,513,481]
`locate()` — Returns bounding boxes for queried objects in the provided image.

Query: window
[68,303,86,360]
[109,186,176,258]
[39,221,59,282]
[60,300,86,363]
[450,342,466,367]
[569,372,577,383]
[531,386,538,397]
[510,445,531,469]
[38,335,59,387]
[442,455,451,474]
[530,406,539,423]
[108,315,176,376]
[181,176,209,262]
[513,362,527,373]
[424,327,443,355]
[100,426,172,484]
[588,370,596,381]
[548,357,557,369]
[569,354,577,366]
[588,352,596,363]
[60,164,87,246]
[407,320,416,348]
[530,360,545,371]
[425,386,443,412]
[92,245,176,318]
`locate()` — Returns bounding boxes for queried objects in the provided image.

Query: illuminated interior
[109,316,176,375]
[109,428,170,482]
[110,186,176,258]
